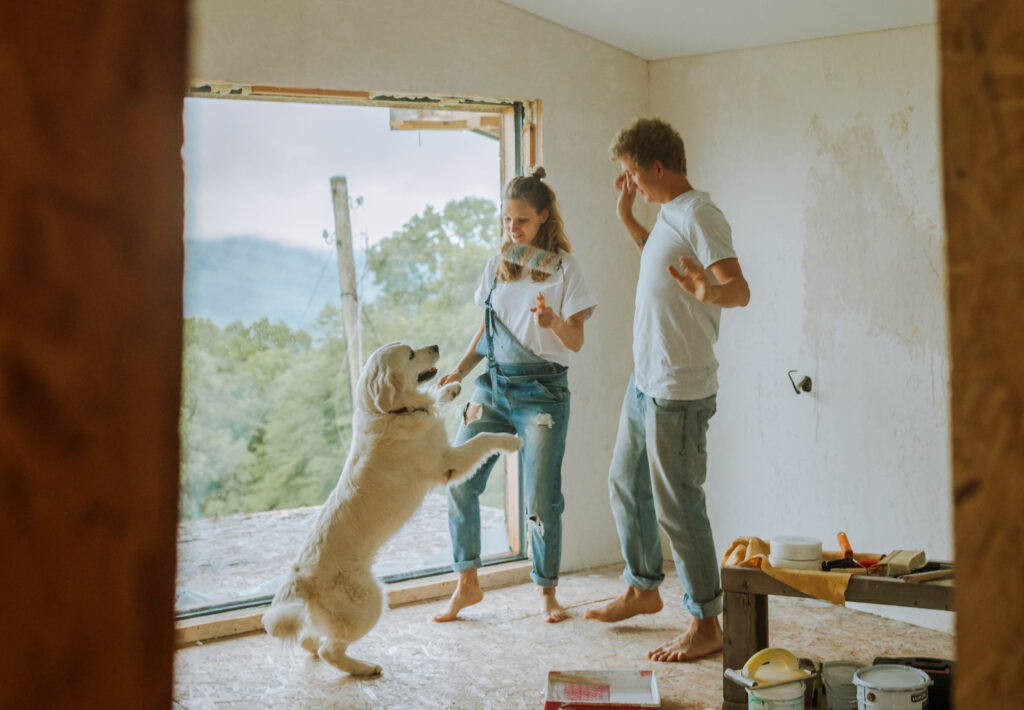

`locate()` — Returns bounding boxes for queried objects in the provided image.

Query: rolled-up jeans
[607,373,722,619]
[446,363,569,588]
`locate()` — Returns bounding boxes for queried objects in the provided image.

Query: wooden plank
[505,453,521,554]
[722,589,768,710]
[721,566,953,611]
[902,569,955,584]
[175,608,266,647]
[251,85,371,99]
[940,1,1024,707]
[0,1,185,707]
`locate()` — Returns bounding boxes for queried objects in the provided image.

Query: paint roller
[500,241,562,275]
[500,242,560,316]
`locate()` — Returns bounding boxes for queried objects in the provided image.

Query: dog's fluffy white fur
[262,341,522,675]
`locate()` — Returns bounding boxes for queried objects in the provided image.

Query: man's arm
[668,256,750,308]
[616,172,650,251]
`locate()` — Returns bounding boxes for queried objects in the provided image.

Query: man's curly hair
[610,117,687,174]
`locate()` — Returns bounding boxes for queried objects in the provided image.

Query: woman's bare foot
[540,586,567,623]
[648,616,722,662]
[432,570,483,622]
[584,586,663,622]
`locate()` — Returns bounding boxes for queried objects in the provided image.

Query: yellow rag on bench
[720,536,879,606]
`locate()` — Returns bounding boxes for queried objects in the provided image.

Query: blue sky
[182,97,501,253]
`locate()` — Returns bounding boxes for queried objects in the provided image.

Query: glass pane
[177,96,515,616]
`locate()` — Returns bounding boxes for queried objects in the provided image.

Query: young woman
[432,167,597,624]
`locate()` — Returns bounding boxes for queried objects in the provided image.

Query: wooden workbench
[721,565,954,710]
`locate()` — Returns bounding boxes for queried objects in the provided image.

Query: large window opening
[176,85,536,618]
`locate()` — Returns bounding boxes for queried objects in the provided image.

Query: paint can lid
[853,665,933,691]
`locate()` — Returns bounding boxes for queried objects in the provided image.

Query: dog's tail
[262,576,307,640]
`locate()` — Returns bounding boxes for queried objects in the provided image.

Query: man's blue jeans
[607,374,723,619]
[446,365,569,587]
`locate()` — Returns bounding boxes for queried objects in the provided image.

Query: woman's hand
[531,294,558,329]
[438,370,464,387]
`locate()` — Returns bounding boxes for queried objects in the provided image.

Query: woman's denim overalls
[446,271,570,587]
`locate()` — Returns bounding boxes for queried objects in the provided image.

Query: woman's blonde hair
[497,166,571,282]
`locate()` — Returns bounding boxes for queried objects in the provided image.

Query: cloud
[183,97,501,251]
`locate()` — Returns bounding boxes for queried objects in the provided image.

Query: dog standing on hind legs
[262,342,522,675]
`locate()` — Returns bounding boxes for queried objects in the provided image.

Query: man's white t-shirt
[474,252,598,367]
[634,190,736,400]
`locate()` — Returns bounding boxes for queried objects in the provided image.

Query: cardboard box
[544,670,660,709]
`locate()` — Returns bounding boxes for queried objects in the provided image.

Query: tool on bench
[821,531,879,573]
[878,549,927,577]
[898,561,953,583]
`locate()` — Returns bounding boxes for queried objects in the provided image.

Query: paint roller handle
[837,531,853,557]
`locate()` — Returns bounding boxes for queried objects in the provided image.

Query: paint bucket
[746,680,805,709]
[853,665,931,709]
[822,661,861,710]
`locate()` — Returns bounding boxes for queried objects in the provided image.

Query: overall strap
[483,270,500,404]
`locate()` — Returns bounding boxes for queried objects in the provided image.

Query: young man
[585,118,750,662]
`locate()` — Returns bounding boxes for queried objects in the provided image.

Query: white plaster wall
[650,26,953,630]
[190,4,954,633]
[188,0,649,573]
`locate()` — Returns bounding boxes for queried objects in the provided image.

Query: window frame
[177,82,539,620]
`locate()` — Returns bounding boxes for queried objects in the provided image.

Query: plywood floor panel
[174,565,953,709]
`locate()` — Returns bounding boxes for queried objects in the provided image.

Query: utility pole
[330,177,361,408]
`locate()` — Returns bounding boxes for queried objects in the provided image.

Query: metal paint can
[853,665,931,709]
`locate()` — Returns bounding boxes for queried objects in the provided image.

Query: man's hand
[668,256,751,308]
[668,257,714,302]
[615,172,649,250]
[615,171,637,220]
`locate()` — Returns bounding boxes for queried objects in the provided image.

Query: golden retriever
[262,342,522,675]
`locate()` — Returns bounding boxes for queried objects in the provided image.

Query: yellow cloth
[720,536,880,606]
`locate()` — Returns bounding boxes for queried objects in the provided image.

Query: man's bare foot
[432,570,483,622]
[584,586,663,622]
[540,586,567,623]
[648,616,723,662]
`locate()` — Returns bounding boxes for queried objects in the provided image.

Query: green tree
[363,196,499,375]
[179,196,503,520]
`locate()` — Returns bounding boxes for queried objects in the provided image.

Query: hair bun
[530,166,547,180]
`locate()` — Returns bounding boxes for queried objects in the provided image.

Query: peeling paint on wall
[802,111,944,356]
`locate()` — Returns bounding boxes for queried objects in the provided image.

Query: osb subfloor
[174,564,954,710]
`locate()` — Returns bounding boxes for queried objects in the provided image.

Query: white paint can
[852,665,932,709]
[746,680,805,709]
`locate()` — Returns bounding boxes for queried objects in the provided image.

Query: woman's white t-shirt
[473,252,597,367]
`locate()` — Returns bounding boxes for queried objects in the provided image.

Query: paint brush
[500,241,562,275]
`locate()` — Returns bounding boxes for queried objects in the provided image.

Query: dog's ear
[376,369,405,413]
[357,359,406,414]
[356,357,384,413]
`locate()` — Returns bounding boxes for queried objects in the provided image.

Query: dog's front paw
[438,382,461,402]
[499,434,524,452]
